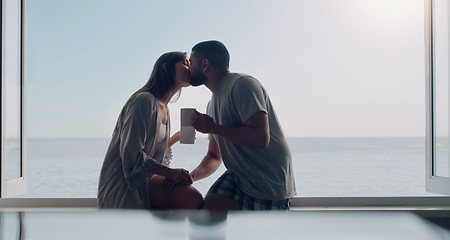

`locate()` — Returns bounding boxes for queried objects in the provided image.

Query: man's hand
[192,111,270,149]
[191,110,216,134]
[163,171,193,191]
[167,168,192,184]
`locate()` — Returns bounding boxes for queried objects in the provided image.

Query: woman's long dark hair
[135,51,186,100]
[114,51,186,133]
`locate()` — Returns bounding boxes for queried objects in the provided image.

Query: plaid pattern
[208,171,291,210]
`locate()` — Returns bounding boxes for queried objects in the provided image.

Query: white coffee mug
[180,108,196,144]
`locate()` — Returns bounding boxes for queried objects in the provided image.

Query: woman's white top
[153,121,169,166]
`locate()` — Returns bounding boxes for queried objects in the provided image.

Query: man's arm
[190,140,223,182]
[191,111,270,149]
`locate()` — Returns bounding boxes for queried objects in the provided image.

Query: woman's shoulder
[135,91,156,99]
[126,91,158,109]
[132,91,157,101]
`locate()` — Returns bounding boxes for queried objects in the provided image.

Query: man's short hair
[192,40,230,71]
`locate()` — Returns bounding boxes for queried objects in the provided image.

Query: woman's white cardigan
[97,92,170,209]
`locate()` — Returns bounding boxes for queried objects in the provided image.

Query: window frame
[1,0,27,198]
[0,0,448,206]
[425,0,450,195]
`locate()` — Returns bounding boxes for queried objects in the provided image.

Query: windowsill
[1,196,449,211]
[1,196,450,231]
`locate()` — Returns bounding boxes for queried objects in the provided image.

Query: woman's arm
[168,131,180,148]
[120,95,191,190]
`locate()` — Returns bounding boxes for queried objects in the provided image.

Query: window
[1,0,448,199]
[425,0,450,194]
[1,0,26,197]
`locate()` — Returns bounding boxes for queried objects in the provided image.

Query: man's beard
[189,71,206,87]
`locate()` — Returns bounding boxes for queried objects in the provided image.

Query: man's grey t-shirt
[207,73,296,200]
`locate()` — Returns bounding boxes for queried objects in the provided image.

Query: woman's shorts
[207,170,290,210]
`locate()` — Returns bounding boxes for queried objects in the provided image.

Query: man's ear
[202,59,209,71]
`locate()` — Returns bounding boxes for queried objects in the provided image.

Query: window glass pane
[0,212,22,239]
[4,0,22,179]
[25,0,440,198]
[434,0,450,178]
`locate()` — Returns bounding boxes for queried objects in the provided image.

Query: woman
[98,52,203,209]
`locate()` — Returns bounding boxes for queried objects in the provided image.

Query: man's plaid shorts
[207,170,291,210]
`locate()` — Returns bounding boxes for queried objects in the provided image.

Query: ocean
[19,137,441,198]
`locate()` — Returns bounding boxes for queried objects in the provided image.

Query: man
[188,40,296,210]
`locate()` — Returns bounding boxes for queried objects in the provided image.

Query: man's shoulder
[231,73,263,90]
[229,72,257,81]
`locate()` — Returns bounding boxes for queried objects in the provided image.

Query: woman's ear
[163,63,167,72]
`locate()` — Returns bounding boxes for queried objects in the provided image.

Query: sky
[26,0,429,138]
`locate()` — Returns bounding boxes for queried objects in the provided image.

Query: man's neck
[204,71,229,91]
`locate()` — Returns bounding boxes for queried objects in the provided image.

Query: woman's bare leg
[202,193,240,211]
[148,175,203,209]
